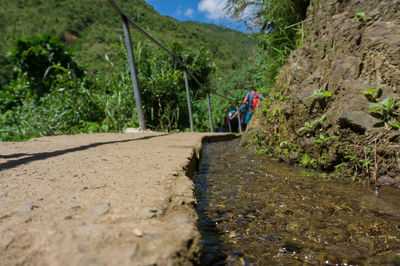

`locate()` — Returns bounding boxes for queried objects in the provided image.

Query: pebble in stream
[195,139,400,265]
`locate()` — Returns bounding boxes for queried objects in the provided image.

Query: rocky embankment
[244,0,400,184]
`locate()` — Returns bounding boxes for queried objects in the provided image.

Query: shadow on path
[0,153,32,159]
[0,134,168,171]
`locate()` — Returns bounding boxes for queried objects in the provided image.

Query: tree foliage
[225,0,310,89]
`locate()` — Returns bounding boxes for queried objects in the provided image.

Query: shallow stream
[195,139,400,265]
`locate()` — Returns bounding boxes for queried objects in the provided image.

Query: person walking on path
[232,88,263,130]
[229,88,263,131]
[243,88,263,123]
[229,103,250,131]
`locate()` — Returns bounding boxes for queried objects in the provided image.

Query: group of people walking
[218,88,263,133]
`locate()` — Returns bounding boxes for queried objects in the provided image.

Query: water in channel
[194,139,400,265]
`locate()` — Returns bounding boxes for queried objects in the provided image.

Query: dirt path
[0,132,235,265]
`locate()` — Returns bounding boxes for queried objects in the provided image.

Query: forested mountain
[0,0,257,85]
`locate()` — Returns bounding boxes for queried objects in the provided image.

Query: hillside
[244,0,400,184]
[0,0,257,85]
[182,21,256,69]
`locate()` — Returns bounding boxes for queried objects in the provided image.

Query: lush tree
[0,35,85,112]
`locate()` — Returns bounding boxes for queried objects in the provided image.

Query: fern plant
[369,98,400,124]
[309,88,333,100]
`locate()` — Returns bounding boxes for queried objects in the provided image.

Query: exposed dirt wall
[244,0,400,184]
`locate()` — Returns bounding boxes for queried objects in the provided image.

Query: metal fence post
[183,70,194,132]
[122,16,146,131]
[237,105,242,134]
[206,91,213,132]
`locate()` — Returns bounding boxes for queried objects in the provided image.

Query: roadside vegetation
[0,34,220,141]
[0,0,260,141]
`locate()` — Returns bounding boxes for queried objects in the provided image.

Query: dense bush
[0,35,217,141]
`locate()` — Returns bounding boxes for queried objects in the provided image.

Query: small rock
[133,228,143,237]
[0,190,7,197]
[70,201,81,209]
[77,244,85,253]
[124,128,141,133]
[146,208,158,218]
[172,171,179,176]
[282,242,302,254]
[25,205,33,211]
[170,217,189,224]
[0,231,15,250]
[64,215,72,220]
[83,203,110,218]
[376,175,392,186]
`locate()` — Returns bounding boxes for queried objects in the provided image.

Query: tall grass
[0,35,216,141]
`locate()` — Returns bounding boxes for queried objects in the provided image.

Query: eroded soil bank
[0,132,234,265]
[244,0,400,184]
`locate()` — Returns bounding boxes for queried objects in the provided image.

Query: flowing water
[195,139,400,265]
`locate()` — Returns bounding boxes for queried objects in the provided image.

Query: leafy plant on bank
[314,133,339,147]
[369,98,400,129]
[364,87,382,103]
[356,12,372,24]
[297,114,327,134]
[309,88,333,101]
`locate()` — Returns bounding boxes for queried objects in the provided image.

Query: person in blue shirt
[228,88,263,131]
[228,103,250,130]
[242,88,263,128]
[226,107,238,132]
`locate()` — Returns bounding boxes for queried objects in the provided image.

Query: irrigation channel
[194,139,400,265]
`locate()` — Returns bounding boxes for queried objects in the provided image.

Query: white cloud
[184,8,194,17]
[198,0,228,20]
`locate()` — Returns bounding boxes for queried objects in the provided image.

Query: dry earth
[0,132,235,265]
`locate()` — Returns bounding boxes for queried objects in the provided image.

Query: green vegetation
[365,88,400,131]
[0,0,261,141]
[369,98,400,124]
[356,12,372,24]
[309,88,333,101]
[314,133,339,147]
[364,87,382,102]
[297,114,327,134]
[0,35,215,141]
[0,0,257,88]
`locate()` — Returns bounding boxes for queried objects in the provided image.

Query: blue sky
[144,0,247,32]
